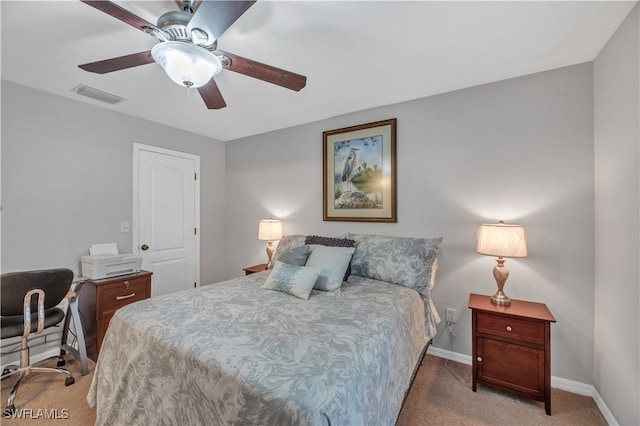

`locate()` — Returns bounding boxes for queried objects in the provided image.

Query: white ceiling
[1,1,635,141]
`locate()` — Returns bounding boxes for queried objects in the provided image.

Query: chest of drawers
[78,271,152,360]
[468,293,556,415]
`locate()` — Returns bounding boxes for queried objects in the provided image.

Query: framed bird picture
[323,118,396,222]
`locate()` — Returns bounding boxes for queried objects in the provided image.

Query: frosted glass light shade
[151,41,222,88]
[258,219,283,241]
[476,222,527,258]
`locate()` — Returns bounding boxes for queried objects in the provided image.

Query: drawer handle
[477,356,482,362]
[506,326,513,332]
[116,293,136,301]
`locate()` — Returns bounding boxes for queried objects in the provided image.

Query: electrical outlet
[445,308,456,324]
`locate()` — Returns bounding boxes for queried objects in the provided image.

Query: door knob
[141,244,149,251]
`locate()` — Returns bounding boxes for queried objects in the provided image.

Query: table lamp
[258,219,283,268]
[476,221,528,306]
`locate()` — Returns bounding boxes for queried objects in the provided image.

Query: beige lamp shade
[476,222,528,258]
[476,221,527,306]
[258,219,283,241]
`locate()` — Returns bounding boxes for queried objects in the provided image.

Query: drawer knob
[476,356,482,362]
[506,326,512,332]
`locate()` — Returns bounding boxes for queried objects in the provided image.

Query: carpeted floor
[1,356,96,426]
[1,353,607,425]
[397,354,607,426]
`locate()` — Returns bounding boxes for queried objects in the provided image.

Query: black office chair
[1,268,76,415]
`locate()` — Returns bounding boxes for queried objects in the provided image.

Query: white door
[133,143,200,297]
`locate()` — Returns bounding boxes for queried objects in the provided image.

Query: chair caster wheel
[3,405,16,417]
[65,376,75,386]
[57,359,66,367]
[2,368,10,376]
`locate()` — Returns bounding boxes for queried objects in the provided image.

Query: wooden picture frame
[323,118,397,222]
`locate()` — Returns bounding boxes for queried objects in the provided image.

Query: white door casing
[133,143,200,297]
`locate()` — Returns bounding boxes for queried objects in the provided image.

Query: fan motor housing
[157,11,192,41]
[156,10,212,47]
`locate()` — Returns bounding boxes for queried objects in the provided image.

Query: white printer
[81,243,142,279]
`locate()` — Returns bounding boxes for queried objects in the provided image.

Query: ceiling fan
[78,0,307,109]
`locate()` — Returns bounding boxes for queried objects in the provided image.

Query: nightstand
[78,271,152,361]
[243,263,268,275]
[468,293,556,415]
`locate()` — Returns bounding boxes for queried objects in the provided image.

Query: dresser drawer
[79,271,152,361]
[477,311,545,345]
[97,276,150,317]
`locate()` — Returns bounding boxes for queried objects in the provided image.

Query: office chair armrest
[23,289,45,337]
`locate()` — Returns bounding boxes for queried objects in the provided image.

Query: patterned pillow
[270,235,307,268]
[261,261,322,300]
[305,235,355,281]
[305,235,355,248]
[305,245,355,291]
[344,233,442,296]
[278,245,312,266]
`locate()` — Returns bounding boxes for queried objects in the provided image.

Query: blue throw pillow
[261,261,322,300]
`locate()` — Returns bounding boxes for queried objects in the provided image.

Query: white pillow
[305,245,355,291]
[262,261,322,300]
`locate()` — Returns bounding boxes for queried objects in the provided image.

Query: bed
[87,233,442,425]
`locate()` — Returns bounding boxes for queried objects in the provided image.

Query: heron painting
[333,135,383,209]
[323,118,396,222]
[341,148,360,192]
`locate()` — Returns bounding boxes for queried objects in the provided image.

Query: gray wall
[1,81,227,286]
[594,4,640,426]
[2,8,637,422]
[226,63,596,384]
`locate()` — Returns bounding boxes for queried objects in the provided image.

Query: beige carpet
[1,356,96,426]
[397,354,607,426]
[1,353,606,426]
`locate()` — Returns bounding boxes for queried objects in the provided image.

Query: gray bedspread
[87,272,434,426]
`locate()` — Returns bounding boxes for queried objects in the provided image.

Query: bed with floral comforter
[87,234,441,426]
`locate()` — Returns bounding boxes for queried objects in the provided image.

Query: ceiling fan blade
[187,1,256,43]
[79,51,155,74]
[216,50,306,91]
[81,1,161,33]
[198,79,227,109]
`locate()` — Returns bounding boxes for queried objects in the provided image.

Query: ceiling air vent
[71,84,124,105]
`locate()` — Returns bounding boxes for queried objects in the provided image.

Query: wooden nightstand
[468,293,556,415]
[243,263,268,275]
[78,271,152,360]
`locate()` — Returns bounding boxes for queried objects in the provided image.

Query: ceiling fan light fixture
[151,41,221,88]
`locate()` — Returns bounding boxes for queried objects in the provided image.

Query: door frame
[132,142,201,288]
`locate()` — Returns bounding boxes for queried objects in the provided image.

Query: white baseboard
[427,347,618,426]
[427,345,472,365]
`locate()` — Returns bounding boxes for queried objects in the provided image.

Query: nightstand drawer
[100,277,149,316]
[477,312,545,345]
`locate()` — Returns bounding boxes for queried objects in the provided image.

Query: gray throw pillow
[270,235,307,269]
[278,245,312,266]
